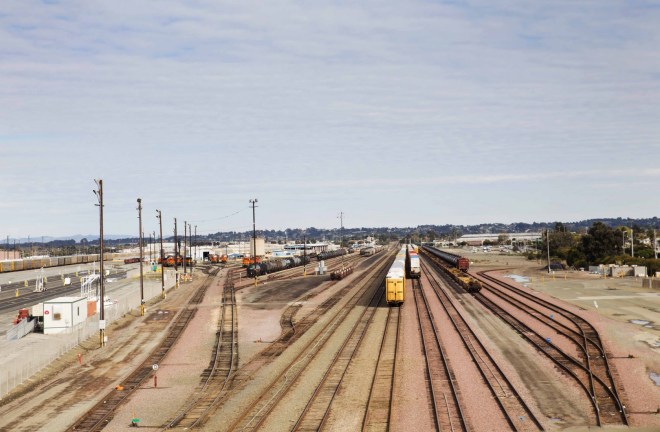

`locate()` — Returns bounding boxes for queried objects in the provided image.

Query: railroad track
[0,269,127,314]
[165,268,239,430]
[412,276,468,432]
[291,289,385,431]
[362,300,400,432]
[473,271,628,427]
[68,267,219,432]
[227,253,363,288]
[223,252,393,431]
[421,260,544,431]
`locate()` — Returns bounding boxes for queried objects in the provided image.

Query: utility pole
[303,232,307,276]
[339,211,345,268]
[189,222,193,270]
[249,199,258,282]
[174,218,179,288]
[546,229,551,274]
[631,229,634,258]
[137,198,145,316]
[194,225,197,266]
[156,210,165,299]
[183,221,188,276]
[93,179,106,348]
[623,229,626,255]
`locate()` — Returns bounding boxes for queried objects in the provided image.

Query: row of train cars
[385,244,482,306]
[0,253,125,273]
[245,245,386,277]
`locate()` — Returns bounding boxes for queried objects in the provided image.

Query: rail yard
[0,245,658,432]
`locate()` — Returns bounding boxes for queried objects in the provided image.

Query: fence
[5,318,35,341]
[0,270,177,399]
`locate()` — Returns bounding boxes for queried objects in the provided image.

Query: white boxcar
[43,296,88,334]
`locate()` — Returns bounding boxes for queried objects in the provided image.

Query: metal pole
[655,229,658,260]
[623,230,626,255]
[93,179,105,348]
[249,199,258,282]
[157,210,165,299]
[194,225,197,266]
[631,229,634,258]
[137,198,144,316]
[303,233,307,276]
[183,221,187,276]
[174,218,178,288]
[546,228,551,274]
[339,211,345,268]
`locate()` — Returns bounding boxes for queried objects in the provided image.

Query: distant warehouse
[456,233,543,246]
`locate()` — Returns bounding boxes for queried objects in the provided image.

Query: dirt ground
[455,248,660,430]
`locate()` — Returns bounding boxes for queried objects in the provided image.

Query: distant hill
[6,217,658,246]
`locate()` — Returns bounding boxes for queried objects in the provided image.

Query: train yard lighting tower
[156,210,165,299]
[249,199,258,281]
[137,198,145,316]
[93,179,106,348]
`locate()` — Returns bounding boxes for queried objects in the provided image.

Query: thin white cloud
[0,1,659,235]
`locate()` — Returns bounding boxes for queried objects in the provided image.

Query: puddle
[650,373,660,386]
[630,319,651,326]
[505,274,530,284]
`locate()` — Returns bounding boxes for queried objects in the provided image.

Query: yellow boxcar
[386,274,405,304]
[386,246,407,305]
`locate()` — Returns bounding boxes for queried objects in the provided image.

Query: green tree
[578,222,623,264]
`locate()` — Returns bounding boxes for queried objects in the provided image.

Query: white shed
[43,296,88,335]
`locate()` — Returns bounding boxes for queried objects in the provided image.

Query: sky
[1,0,659,239]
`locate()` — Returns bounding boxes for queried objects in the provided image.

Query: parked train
[246,256,310,277]
[161,255,193,268]
[317,248,349,261]
[330,266,354,280]
[385,246,406,305]
[0,253,117,274]
[242,256,263,268]
[422,246,481,293]
[123,257,142,264]
[359,245,384,257]
[424,247,470,271]
[405,245,421,278]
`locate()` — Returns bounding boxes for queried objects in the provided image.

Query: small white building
[43,296,88,334]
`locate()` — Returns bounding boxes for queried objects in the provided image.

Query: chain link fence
[0,268,179,399]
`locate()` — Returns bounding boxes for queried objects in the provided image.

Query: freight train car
[421,246,481,293]
[360,245,384,257]
[317,248,348,261]
[423,246,470,271]
[0,253,116,274]
[406,245,421,278]
[386,246,407,305]
[246,256,310,277]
